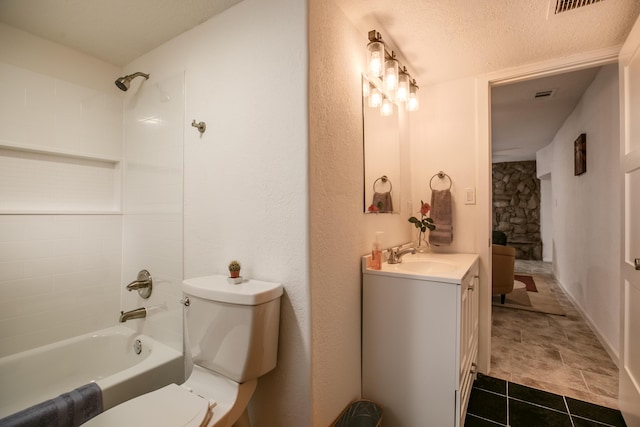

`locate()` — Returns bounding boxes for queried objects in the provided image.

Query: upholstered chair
[492,244,516,304]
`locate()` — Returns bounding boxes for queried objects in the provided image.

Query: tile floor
[465,375,627,426]
[489,260,620,410]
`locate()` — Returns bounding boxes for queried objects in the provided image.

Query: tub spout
[119,307,146,323]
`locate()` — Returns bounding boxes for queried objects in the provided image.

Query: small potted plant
[228,260,241,278]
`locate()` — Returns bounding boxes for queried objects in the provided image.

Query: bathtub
[0,326,184,419]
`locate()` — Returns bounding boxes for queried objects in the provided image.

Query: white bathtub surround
[120,71,184,354]
[0,28,125,357]
[0,325,183,419]
[0,215,122,357]
[0,24,184,358]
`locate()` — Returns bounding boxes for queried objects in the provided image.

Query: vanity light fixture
[364,29,419,114]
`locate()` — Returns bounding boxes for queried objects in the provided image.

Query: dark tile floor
[465,375,627,427]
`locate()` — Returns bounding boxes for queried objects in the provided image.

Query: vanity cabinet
[362,254,479,426]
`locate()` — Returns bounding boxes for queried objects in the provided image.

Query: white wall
[537,144,554,261]
[410,77,479,254]
[548,64,621,356]
[125,0,310,424]
[0,24,123,357]
[126,1,418,424]
[309,1,419,423]
[539,176,553,262]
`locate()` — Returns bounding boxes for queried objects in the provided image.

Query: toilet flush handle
[180,296,190,307]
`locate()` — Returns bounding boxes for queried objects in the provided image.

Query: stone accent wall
[492,161,542,260]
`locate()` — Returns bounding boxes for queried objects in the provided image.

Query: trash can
[331,399,383,427]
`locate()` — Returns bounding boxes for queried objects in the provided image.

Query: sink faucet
[387,247,416,264]
[119,307,146,323]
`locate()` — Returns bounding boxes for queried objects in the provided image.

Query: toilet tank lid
[182,275,283,305]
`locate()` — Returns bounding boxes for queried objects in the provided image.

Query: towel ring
[429,171,452,190]
[373,175,393,192]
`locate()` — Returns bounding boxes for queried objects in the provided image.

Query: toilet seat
[84,366,257,427]
[84,383,220,427]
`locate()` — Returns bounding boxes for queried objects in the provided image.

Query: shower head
[115,72,150,91]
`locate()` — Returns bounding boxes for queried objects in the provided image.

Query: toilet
[85,275,283,427]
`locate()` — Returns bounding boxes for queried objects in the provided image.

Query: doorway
[475,48,621,406]
[488,66,621,408]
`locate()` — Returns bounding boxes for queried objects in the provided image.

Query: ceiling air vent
[533,89,556,100]
[554,0,603,14]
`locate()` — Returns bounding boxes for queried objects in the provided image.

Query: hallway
[489,261,620,410]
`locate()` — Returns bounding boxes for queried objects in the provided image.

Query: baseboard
[553,276,620,368]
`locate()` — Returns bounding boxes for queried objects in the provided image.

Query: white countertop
[362,252,479,284]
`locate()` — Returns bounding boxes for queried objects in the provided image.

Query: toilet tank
[182,275,283,383]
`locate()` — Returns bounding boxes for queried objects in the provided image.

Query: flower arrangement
[408,201,435,250]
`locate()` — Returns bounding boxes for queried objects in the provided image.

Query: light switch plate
[465,188,476,205]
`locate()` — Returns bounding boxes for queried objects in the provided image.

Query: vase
[416,230,430,253]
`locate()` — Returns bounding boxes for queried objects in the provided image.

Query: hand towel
[371,191,393,213]
[429,189,453,246]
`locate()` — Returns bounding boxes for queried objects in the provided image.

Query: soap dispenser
[370,232,383,270]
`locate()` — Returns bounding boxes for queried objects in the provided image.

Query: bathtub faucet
[126,269,153,299]
[119,307,147,323]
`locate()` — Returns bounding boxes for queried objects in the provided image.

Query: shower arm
[126,72,149,80]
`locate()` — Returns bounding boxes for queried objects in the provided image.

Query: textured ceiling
[335,0,640,85]
[1,0,638,161]
[0,0,244,66]
[333,0,639,161]
[491,67,601,162]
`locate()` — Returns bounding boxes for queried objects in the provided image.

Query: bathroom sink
[364,252,479,284]
[387,259,457,275]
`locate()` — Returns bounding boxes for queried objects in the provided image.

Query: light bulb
[408,94,419,111]
[397,72,410,103]
[363,80,370,98]
[408,81,419,111]
[384,57,399,92]
[367,41,385,78]
[381,98,393,116]
[369,88,382,108]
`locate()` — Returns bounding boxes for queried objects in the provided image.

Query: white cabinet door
[619,14,640,426]
[362,274,458,426]
[458,265,479,426]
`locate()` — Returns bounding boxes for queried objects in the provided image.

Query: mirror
[362,75,401,213]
